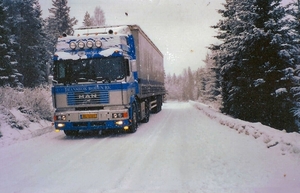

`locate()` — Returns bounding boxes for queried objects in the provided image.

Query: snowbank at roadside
[0,86,54,147]
[2,100,300,156]
[190,101,300,158]
[0,106,52,147]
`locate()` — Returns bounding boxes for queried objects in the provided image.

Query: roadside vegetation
[0,86,53,135]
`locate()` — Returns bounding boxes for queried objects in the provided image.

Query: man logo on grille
[78,94,98,99]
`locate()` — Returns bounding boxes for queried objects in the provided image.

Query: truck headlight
[115,121,123,125]
[56,115,66,121]
[57,123,65,128]
[112,112,128,119]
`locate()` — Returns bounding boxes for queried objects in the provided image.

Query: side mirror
[48,75,53,84]
[48,75,57,84]
[124,59,130,76]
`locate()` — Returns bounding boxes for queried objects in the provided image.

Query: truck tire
[64,130,79,137]
[128,103,138,133]
[141,100,150,123]
[151,95,162,114]
[157,96,162,112]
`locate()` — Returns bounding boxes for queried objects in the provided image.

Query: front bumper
[54,109,130,130]
[54,119,131,131]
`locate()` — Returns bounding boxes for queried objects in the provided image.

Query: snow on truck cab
[51,25,166,136]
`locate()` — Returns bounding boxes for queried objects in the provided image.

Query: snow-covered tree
[179,68,195,101]
[45,0,78,78]
[195,67,206,101]
[165,73,176,100]
[0,0,21,87]
[196,53,222,109]
[166,73,183,101]
[186,67,194,100]
[83,11,93,27]
[211,0,298,131]
[286,0,300,131]
[92,6,105,26]
[4,0,48,87]
[165,68,196,101]
[46,0,78,36]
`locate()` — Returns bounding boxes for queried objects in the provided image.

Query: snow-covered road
[0,102,299,193]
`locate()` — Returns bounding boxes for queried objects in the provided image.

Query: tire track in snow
[112,105,174,191]
[1,102,299,193]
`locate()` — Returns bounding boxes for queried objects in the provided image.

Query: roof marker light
[78,41,85,49]
[95,40,102,48]
[69,42,76,50]
[87,41,93,48]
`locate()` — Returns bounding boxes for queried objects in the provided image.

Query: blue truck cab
[51,25,165,136]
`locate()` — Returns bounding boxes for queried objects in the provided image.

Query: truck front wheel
[64,130,79,137]
[128,103,138,133]
[141,100,150,123]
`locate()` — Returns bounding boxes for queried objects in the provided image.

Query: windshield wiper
[87,79,97,82]
[116,75,125,80]
[76,77,87,82]
[62,79,74,85]
[96,77,104,81]
[96,77,111,83]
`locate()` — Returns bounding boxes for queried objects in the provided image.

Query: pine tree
[83,11,93,27]
[286,0,300,131]
[45,0,78,80]
[0,0,19,87]
[181,69,189,101]
[165,73,176,100]
[195,67,206,102]
[165,72,186,101]
[46,0,78,36]
[45,0,78,57]
[198,53,222,109]
[92,6,105,26]
[4,0,49,87]
[211,0,297,131]
[187,67,194,100]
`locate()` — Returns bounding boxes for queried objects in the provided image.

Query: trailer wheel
[157,95,163,112]
[152,95,162,114]
[141,100,150,123]
[64,130,79,137]
[128,103,138,133]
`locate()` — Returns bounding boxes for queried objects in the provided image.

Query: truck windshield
[53,57,126,84]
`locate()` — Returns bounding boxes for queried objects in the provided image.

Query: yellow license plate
[81,114,98,119]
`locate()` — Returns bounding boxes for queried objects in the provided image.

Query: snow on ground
[2,100,299,155]
[190,101,300,159]
[0,101,300,193]
[0,107,52,147]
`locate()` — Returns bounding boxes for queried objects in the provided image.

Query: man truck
[51,25,166,136]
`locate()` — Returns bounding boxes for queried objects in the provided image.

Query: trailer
[51,25,165,136]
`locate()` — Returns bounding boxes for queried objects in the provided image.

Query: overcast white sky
[39,0,292,75]
[39,0,225,75]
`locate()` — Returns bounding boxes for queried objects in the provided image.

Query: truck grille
[67,91,109,105]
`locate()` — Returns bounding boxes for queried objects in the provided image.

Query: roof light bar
[78,41,85,49]
[87,40,93,48]
[69,42,76,50]
[95,40,102,48]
